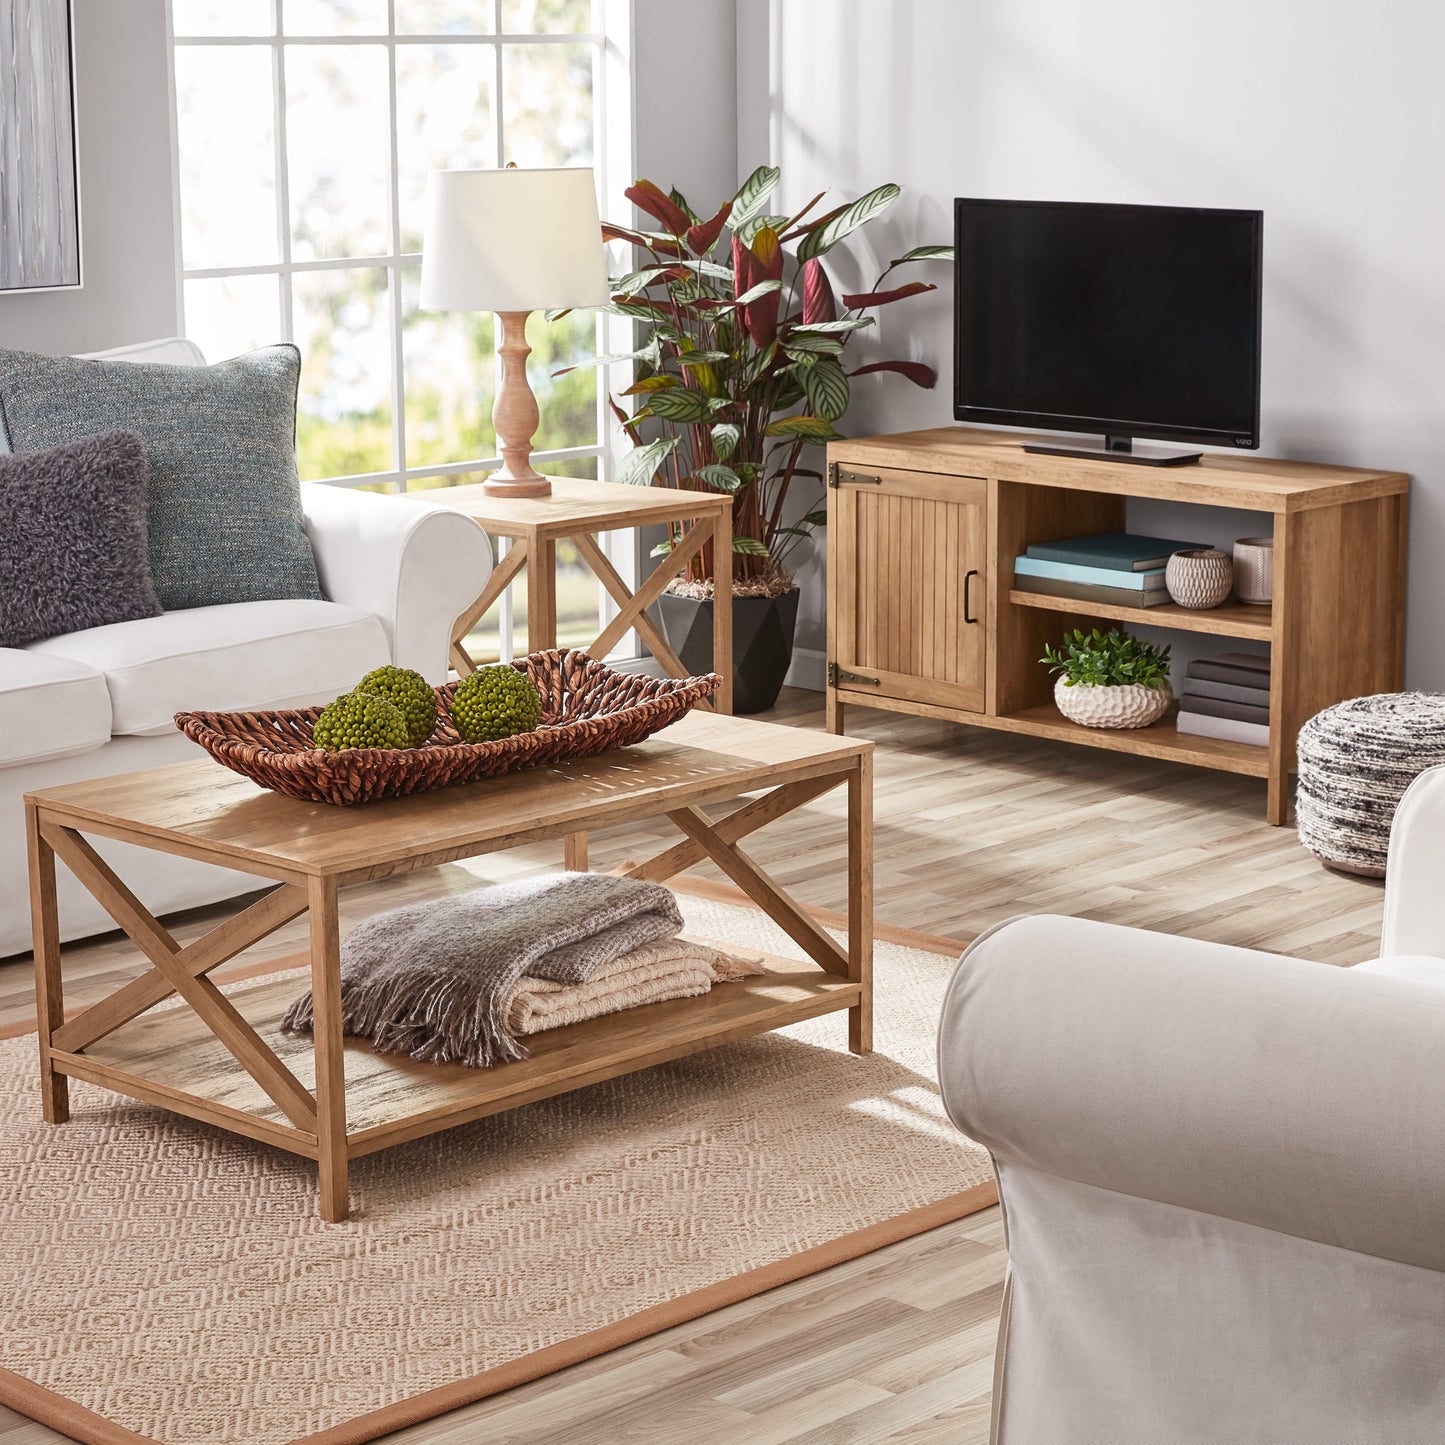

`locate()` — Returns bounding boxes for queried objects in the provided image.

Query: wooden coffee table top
[26,712,869,884]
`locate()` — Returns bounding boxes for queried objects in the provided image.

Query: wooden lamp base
[484,309,552,500]
[481,474,553,499]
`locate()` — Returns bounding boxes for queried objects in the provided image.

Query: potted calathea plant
[1041,627,1173,729]
[574,166,950,712]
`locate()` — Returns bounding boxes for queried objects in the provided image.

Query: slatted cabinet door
[829,464,988,713]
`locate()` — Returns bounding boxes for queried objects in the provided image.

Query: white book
[1177,711,1269,747]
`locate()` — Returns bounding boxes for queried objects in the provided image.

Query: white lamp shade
[419,167,610,313]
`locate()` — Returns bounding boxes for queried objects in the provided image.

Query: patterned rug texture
[0,895,993,1445]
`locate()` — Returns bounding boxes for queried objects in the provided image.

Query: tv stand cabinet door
[830,466,987,713]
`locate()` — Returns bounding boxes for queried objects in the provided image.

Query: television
[953,199,1263,466]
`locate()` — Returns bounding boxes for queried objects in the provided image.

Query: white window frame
[166,0,638,658]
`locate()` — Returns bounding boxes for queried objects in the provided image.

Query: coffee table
[25,713,872,1222]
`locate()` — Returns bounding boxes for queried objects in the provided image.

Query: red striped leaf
[686,201,732,256]
[841,280,936,309]
[625,180,692,237]
[602,221,686,258]
[802,259,836,325]
[848,359,937,388]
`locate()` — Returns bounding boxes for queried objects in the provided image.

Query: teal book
[1014,555,1166,591]
[1025,532,1199,572]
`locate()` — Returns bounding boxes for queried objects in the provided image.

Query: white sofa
[0,339,492,958]
[938,764,1445,1445]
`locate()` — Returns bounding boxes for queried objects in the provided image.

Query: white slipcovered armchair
[0,339,492,958]
[939,765,1445,1445]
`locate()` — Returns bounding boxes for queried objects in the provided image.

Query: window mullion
[493,0,513,657]
[271,27,293,343]
[385,4,407,491]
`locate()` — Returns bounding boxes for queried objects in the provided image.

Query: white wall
[744,0,1445,687]
[629,0,742,595]
[633,0,739,210]
[0,0,179,355]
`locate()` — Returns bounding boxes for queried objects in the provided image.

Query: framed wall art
[0,0,80,293]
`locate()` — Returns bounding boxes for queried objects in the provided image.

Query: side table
[417,477,735,714]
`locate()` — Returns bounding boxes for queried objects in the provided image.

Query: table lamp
[420,166,610,499]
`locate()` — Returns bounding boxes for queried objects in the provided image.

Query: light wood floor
[0,689,1384,1444]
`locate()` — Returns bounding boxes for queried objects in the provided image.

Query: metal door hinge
[828,662,881,688]
[829,463,883,489]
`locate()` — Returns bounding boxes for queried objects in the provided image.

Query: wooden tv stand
[825,427,1409,825]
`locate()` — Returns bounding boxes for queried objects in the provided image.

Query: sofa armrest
[1382,764,1445,958]
[938,914,1445,1272]
[301,485,493,684]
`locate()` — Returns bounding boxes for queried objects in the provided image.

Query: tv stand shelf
[826,427,1408,824]
[1008,588,1273,641]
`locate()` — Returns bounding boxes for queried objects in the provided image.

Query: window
[169,0,632,659]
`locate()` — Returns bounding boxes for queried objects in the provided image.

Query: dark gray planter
[657,588,800,715]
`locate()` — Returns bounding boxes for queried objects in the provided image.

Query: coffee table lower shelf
[58,941,861,1164]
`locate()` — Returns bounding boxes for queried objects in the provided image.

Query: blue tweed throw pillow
[0,344,323,611]
[0,431,162,647]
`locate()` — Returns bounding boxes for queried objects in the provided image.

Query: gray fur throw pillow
[0,430,162,647]
[0,344,322,611]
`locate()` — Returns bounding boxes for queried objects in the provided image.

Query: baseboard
[785,647,826,692]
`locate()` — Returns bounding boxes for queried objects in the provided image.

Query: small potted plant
[1041,627,1173,729]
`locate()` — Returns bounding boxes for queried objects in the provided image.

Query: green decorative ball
[356,665,438,747]
[451,665,544,743]
[312,691,411,752]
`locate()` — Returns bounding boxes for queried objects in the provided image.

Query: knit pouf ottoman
[1296,693,1445,876]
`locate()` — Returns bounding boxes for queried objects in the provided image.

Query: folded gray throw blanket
[281,873,684,1068]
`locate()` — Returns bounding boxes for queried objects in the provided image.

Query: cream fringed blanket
[505,937,763,1036]
[282,873,754,1068]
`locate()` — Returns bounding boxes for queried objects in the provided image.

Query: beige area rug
[0,893,995,1445]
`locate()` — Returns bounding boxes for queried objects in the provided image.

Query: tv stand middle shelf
[825,426,1408,825]
[1007,587,1272,641]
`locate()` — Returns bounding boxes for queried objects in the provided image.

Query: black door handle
[964,568,980,624]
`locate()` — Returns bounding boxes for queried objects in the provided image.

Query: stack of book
[1177,652,1270,746]
[1013,532,1195,609]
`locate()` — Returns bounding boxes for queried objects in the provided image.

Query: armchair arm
[301,485,493,684]
[938,914,1445,1271]
[1381,763,1445,957]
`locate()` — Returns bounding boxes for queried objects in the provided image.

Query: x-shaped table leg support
[38,823,318,1133]
[617,767,872,1053]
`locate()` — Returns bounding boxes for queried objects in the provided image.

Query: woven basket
[175,650,721,807]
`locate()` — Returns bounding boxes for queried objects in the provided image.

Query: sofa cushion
[29,600,390,737]
[0,650,111,768]
[0,344,323,612]
[0,431,162,647]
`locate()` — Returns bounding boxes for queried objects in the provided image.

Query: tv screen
[953,199,1263,450]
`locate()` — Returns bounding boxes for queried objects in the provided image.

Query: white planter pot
[1054,676,1172,729]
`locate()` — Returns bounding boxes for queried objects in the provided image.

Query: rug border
[291,1181,998,1445]
[0,879,987,1445]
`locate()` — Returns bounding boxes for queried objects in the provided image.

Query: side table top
[408,476,734,539]
[26,713,869,883]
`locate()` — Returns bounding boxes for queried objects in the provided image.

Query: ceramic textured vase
[1054,676,1171,730]
[1233,536,1275,605]
[1165,548,1233,609]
